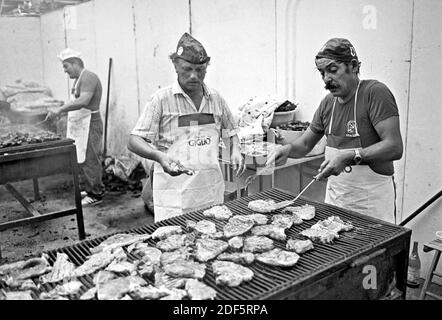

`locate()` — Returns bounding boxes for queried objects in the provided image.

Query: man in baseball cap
[268,37,403,225]
[128,32,244,221]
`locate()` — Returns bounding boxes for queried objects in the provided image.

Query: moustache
[325,83,339,90]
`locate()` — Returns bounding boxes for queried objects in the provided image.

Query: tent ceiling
[0,0,89,16]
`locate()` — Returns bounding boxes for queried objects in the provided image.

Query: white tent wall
[0,17,44,89]
[405,0,442,285]
[190,0,277,114]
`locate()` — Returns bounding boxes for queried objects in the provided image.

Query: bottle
[407,241,421,288]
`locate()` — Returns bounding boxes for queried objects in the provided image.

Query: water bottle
[407,241,421,288]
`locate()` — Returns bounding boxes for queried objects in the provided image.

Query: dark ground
[0,174,441,300]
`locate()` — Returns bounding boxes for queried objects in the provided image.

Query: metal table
[0,138,85,242]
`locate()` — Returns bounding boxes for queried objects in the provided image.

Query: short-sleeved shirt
[310,80,399,175]
[74,69,102,119]
[131,81,238,152]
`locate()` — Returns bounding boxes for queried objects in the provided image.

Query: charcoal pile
[102,156,147,194]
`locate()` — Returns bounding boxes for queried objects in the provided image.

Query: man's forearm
[127,135,165,164]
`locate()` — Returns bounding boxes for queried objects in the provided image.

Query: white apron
[152,113,225,222]
[66,69,99,164]
[324,80,396,224]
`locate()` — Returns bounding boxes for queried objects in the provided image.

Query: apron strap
[328,80,362,136]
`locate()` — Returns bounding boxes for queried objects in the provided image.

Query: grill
[0,134,85,241]
[1,188,411,300]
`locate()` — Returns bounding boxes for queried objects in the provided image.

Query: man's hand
[45,109,60,122]
[230,145,245,177]
[265,144,291,168]
[316,150,354,180]
[158,154,192,177]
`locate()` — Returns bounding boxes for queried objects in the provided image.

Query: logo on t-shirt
[346,120,358,137]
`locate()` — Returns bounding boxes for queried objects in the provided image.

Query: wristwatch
[353,148,363,165]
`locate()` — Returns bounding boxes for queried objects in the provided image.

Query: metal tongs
[33,119,49,128]
[271,176,318,210]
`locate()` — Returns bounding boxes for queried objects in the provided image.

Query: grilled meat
[73,247,126,278]
[131,285,171,300]
[80,287,97,300]
[2,290,34,300]
[271,214,298,229]
[203,205,233,220]
[286,239,314,254]
[247,199,277,213]
[228,236,244,250]
[154,271,188,289]
[163,260,206,279]
[40,253,75,284]
[156,234,193,252]
[212,261,254,287]
[243,236,274,253]
[185,279,217,300]
[256,248,300,267]
[282,204,315,221]
[129,245,162,265]
[97,276,146,300]
[90,233,152,254]
[19,279,38,291]
[223,215,254,238]
[160,248,192,266]
[0,256,51,282]
[151,226,183,240]
[187,219,217,235]
[300,228,339,244]
[160,288,188,300]
[251,225,287,241]
[248,213,269,225]
[312,216,354,233]
[105,260,136,274]
[93,270,116,286]
[194,238,229,262]
[217,252,255,265]
[200,231,225,240]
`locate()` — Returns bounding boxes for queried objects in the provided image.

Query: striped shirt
[131,81,238,152]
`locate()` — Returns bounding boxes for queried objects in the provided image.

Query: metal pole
[399,190,442,226]
[103,57,112,158]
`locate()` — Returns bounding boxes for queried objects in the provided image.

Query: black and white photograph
[0,0,441,307]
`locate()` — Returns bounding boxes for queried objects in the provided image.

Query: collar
[172,80,212,99]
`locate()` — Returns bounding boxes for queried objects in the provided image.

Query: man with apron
[46,48,105,206]
[128,33,245,222]
[267,38,403,224]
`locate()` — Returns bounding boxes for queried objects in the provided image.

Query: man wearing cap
[46,48,105,206]
[128,33,244,222]
[268,38,403,224]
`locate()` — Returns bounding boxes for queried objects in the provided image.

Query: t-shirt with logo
[309,80,399,176]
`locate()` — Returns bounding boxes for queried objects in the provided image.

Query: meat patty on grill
[194,238,229,262]
[282,204,315,221]
[212,261,254,287]
[185,279,217,300]
[151,226,183,240]
[163,260,206,279]
[247,199,276,213]
[251,225,287,241]
[286,239,314,254]
[217,252,255,265]
[243,236,274,253]
[203,205,233,220]
[256,248,300,267]
[223,215,254,238]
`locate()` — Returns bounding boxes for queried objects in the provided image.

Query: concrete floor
[1,173,441,300]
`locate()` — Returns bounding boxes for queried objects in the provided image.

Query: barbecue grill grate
[0,188,409,300]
